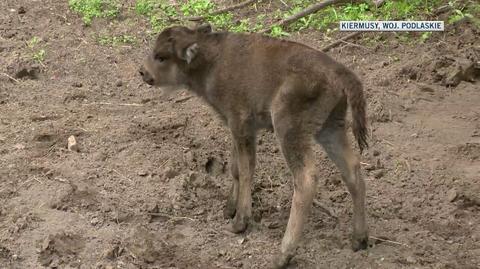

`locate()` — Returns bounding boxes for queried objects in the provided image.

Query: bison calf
[140,24,369,268]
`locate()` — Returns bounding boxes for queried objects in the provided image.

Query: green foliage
[97,34,136,46]
[68,0,120,25]
[419,31,432,43]
[448,4,471,24]
[27,36,40,48]
[27,37,46,64]
[230,19,250,33]
[134,0,180,33]
[181,0,235,31]
[132,0,458,39]
[269,25,290,37]
[33,49,46,63]
[180,0,214,17]
[208,13,234,29]
[134,0,155,15]
[446,1,480,27]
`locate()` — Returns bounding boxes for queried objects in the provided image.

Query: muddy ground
[1,0,479,268]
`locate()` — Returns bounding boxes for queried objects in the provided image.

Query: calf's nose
[139,66,154,85]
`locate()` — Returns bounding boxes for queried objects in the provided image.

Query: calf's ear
[196,23,212,34]
[168,27,202,64]
[183,43,199,64]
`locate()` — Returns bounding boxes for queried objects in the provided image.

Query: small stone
[164,167,179,179]
[18,6,26,14]
[411,133,418,138]
[13,143,25,150]
[365,164,377,171]
[406,256,416,264]
[374,170,385,179]
[90,217,99,225]
[375,159,384,169]
[417,83,435,93]
[218,249,226,257]
[103,245,120,259]
[67,135,79,152]
[266,221,280,229]
[373,150,380,156]
[447,189,457,202]
[116,80,123,87]
[72,82,83,88]
[137,170,148,176]
[186,150,196,163]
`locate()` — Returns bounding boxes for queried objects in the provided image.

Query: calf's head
[139,24,212,91]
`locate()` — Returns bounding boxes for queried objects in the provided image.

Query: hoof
[352,235,369,251]
[226,215,249,234]
[271,253,293,269]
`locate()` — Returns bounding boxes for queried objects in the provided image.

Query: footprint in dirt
[125,226,175,264]
[49,183,99,212]
[37,232,85,267]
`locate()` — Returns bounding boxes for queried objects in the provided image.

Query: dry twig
[1,72,20,83]
[370,236,409,247]
[321,32,363,52]
[82,102,143,107]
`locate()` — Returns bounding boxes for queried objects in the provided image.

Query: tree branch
[183,0,259,21]
[260,0,348,33]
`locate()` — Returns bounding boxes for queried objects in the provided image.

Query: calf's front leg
[224,145,239,219]
[227,124,256,233]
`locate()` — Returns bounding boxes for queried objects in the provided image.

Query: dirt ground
[1,0,479,268]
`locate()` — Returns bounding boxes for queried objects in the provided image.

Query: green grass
[134,0,180,33]
[27,37,46,64]
[69,0,477,39]
[97,34,136,46]
[33,49,46,63]
[180,0,214,17]
[180,0,236,31]
[69,0,120,25]
[131,0,449,38]
[27,36,41,48]
[447,1,480,27]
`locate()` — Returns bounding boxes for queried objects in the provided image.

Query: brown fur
[140,24,369,268]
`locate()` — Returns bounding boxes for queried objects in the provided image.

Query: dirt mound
[49,183,100,212]
[37,232,85,267]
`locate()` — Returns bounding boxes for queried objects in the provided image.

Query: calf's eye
[155,54,166,62]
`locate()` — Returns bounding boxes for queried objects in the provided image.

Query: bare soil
[1,1,479,268]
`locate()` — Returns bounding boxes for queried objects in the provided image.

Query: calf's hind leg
[316,104,368,250]
[270,113,321,268]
